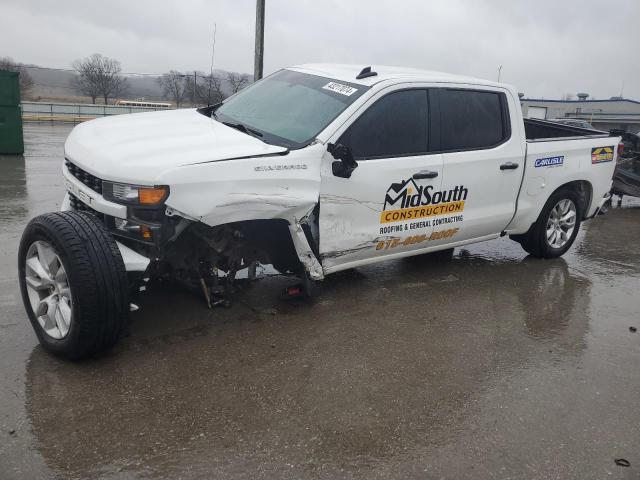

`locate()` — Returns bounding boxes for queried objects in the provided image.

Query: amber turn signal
[140,225,153,239]
[138,186,169,205]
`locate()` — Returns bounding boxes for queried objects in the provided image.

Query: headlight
[104,182,169,206]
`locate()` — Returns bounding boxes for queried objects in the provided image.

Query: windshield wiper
[222,121,263,138]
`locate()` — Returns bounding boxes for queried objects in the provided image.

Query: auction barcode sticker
[322,82,358,96]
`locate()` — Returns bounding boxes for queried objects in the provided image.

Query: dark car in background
[611,130,640,200]
[550,118,595,130]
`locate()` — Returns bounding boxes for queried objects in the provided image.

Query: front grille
[65,159,103,194]
[68,192,104,221]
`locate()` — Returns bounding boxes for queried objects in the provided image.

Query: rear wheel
[511,189,582,258]
[18,212,129,360]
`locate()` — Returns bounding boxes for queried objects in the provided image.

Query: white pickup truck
[18,64,620,359]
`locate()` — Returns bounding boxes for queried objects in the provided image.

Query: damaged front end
[140,208,324,308]
[63,183,324,308]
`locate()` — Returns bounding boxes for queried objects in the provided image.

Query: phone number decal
[376,228,459,251]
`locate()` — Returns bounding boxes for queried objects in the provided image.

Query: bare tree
[72,63,100,103]
[561,93,576,101]
[184,72,226,106]
[226,72,251,94]
[0,57,35,97]
[112,76,129,101]
[158,71,188,107]
[205,73,226,104]
[72,54,128,104]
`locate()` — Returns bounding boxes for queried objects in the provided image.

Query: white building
[520,97,640,133]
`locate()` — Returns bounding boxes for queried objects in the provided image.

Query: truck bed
[524,118,609,142]
[506,123,620,235]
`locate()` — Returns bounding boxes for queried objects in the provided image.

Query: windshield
[213,70,369,148]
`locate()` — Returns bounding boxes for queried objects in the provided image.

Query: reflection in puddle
[0,154,27,228]
[577,204,640,277]
[25,251,592,478]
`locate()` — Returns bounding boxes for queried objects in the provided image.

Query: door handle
[412,170,439,179]
[500,162,519,170]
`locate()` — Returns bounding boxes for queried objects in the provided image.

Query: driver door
[318,88,443,273]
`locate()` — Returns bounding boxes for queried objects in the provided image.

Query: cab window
[339,89,429,160]
[438,89,510,151]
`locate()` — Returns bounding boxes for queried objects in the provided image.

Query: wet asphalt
[1,123,639,480]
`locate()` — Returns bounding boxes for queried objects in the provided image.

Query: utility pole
[497,65,503,82]
[254,0,265,82]
[193,71,197,106]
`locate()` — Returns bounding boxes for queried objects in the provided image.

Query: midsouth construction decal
[535,155,564,168]
[591,146,614,164]
[380,178,467,224]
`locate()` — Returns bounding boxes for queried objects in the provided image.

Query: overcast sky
[2,0,639,99]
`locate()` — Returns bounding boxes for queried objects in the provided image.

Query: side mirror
[327,143,358,179]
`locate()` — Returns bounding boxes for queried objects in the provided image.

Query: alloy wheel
[546,199,577,249]
[24,240,73,339]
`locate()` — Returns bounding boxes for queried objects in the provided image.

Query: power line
[33,82,76,90]
[25,64,166,77]
[21,63,235,103]
[24,63,233,78]
[30,81,170,100]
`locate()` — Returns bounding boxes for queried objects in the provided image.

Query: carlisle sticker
[591,146,614,164]
[534,156,564,168]
[322,82,358,97]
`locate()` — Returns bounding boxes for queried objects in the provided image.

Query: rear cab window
[436,88,511,152]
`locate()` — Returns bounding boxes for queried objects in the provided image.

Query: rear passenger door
[426,87,524,247]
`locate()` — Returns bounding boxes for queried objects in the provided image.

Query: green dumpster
[0,70,24,154]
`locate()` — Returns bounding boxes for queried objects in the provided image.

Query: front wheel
[18,212,130,360]
[511,189,582,258]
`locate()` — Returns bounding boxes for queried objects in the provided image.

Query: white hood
[64,108,288,184]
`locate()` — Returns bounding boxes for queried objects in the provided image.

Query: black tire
[511,188,582,258]
[18,211,129,360]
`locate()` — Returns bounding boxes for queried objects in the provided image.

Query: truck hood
[64,108,288,184]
